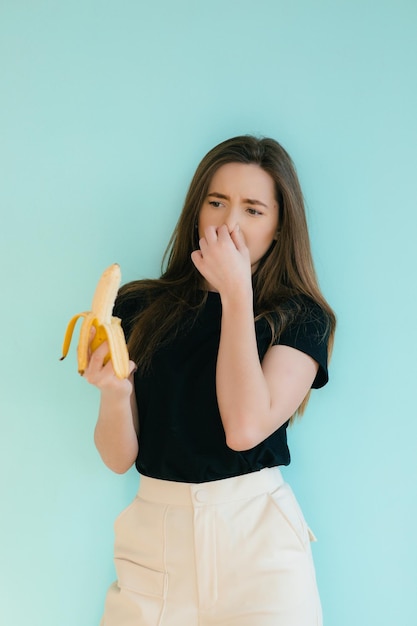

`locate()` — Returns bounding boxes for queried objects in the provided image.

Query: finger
[230,224,246,251]
[84,357,115,386]
[217,224,232,242]
[198,236,209,255]
[204,225,218,243]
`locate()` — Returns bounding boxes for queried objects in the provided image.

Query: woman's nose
[224,208,239,233]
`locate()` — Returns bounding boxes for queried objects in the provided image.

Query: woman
[86,135,336,625]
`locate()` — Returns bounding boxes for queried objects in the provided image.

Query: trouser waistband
[137,467,284,506]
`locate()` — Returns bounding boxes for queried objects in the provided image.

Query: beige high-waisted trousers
[100,467,322,626]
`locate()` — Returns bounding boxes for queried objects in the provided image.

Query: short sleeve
[273,300,330,389]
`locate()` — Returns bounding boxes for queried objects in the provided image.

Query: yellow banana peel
[60,263,130,379]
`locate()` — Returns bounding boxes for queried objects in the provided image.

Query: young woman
[86,135,336,626]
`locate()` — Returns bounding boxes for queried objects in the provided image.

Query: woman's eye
[247,207,262,216]
[209,201,222,208]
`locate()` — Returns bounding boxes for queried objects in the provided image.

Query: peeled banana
[60,263,130,379]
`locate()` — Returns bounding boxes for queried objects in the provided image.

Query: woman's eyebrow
[207,192,269,208]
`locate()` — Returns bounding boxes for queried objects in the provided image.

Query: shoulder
[272,295,331,388]
[113,283,152,340]
[282,295,330,338]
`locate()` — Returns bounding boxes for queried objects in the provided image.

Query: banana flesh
[60,264,130,379]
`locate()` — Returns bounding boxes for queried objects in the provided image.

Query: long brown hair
[120,135,336,417]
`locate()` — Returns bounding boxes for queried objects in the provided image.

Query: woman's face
[198,162,279,272]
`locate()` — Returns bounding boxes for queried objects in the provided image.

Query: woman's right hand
[82,331,136,396]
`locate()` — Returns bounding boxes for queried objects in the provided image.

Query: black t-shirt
[114,290,329,483]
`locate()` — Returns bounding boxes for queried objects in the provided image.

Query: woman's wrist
[219,282,253,309]
[99,381,133,405]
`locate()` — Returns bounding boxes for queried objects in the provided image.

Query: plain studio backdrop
[1,1,416,625]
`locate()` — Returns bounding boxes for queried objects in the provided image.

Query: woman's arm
[83,340,139,473]
[217,288,318,450]
[192,224,318,451]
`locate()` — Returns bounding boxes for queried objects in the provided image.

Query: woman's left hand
[191,224,252,296]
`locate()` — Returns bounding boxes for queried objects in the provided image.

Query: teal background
[1,1,416,624]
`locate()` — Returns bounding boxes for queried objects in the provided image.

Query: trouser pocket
[267,482,313,550]
[114,558,167,598]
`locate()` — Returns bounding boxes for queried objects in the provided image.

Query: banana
[60,263,130,379]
